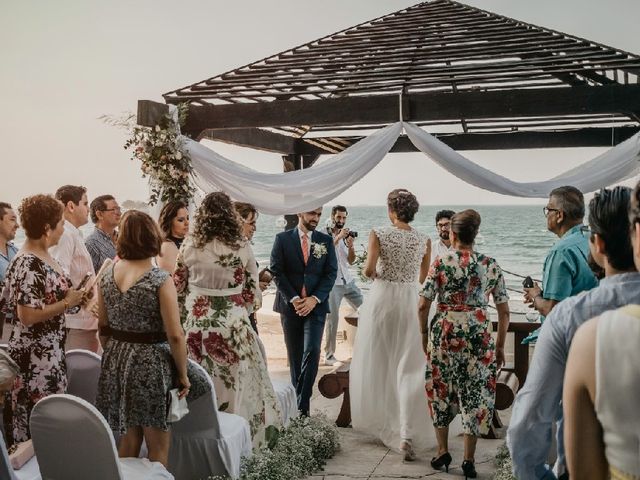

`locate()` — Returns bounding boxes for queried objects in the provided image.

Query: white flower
[311,242,327,259]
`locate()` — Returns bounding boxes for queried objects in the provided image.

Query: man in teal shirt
[524,186,598,342]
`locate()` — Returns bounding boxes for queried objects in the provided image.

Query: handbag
[167,388,189,422]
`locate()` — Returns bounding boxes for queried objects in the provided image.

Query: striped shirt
[85,227,117,274]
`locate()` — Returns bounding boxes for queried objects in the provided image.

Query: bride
[350,188,433,460]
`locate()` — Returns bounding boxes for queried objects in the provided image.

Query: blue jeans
[324,281,363,359]
[280,312,325,415]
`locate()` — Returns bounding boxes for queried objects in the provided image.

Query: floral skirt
[425,308,497,436]
[183,293,282,448]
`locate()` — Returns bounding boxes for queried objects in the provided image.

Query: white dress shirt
[50,220,97,330]
[434,239,455,261]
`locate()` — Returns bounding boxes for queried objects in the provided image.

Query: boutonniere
[310,242,327,259]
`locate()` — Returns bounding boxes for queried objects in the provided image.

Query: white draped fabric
[404,122,640,198]
[182,121,640,214]
[186,123,402,215]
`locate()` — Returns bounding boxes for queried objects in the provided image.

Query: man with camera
[323,205,363,366]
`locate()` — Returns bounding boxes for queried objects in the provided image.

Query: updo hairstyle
[451,209,481,245]
[387,189,419,223]
[18,194,64,240]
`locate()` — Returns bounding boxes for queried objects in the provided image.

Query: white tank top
[595,305,640,478]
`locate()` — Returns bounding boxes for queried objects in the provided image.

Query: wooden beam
[169,85,640,131]
[296,127,640,154]
[200,128,298,154]
[137,100,169,127]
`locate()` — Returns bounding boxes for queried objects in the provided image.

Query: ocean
[14,204,558,318]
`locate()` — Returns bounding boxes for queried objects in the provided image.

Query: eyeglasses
[543,207,560,217]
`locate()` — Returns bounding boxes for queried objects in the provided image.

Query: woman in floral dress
[174,192,281,447]
[418,209,510,478]
[0,195,86,446]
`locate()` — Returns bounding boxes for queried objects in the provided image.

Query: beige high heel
[400,439,416,462]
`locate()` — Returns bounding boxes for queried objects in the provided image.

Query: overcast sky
[2,0,639,208]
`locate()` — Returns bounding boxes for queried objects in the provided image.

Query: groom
[270,207,337,416]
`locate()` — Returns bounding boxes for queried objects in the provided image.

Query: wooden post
[282,153,320,230]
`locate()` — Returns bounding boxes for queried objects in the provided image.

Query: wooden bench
[318,312,538,432]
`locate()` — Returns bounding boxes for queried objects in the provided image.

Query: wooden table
[318,313,539,428]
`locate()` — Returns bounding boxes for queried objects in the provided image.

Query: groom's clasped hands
[293,296,319,317]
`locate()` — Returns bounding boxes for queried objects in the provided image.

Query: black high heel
[461,459,477,479]
[430,452,452,472]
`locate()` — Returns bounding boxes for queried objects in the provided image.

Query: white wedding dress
[350,226,436,453]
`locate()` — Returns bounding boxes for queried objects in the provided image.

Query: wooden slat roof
[149,0,640,152]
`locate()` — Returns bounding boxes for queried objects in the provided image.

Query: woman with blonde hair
[175,192,281,447]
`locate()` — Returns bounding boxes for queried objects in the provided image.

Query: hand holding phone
[522,276,534,289]
[76,272,93,290]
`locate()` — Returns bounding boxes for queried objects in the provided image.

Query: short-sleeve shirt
[0,242,18,288]
[542,224,598,302]
[421,250,509,307]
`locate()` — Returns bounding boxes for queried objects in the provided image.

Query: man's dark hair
[331,205,348,217]
[90,195,115,224]
[55,185,86,207]
[0,202,12,220]
[588,186,634,271]
[435,209,456,224]
[550,186,585,221]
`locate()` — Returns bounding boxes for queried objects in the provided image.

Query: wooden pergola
[139,0,640,173]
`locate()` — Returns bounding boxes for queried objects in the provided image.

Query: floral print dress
[174,237,282,448]
[0,254,71,446]
[420,250,509,436]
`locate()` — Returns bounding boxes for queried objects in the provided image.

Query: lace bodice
[373,226,428,283]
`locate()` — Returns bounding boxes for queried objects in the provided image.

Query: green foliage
[352,246,371,284]
[102,103,195,206]
[208,414,340,480]
[494,443,516,480]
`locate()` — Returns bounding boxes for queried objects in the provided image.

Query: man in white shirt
[434,209,456,260]
[51,185,99,352]
[323,206,363,366]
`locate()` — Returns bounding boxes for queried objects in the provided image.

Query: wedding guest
[157,201,189,273]
[350,189,431,461]
[562,183,640,480]
[175,192,281,447]
[50,185,99,352]
[323,205,363,366]
[523,186,598,343]
[0,194,86,446]
[434,209,456,260]
[0,202,19,338]
[95,210,208,467]
[235,201,264,334]
[419,209,510,478]
[85,194,120,274]
[508,187,639,480]
[271,206,337,418]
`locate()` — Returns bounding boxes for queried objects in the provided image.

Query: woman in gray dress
[95,210,207,467]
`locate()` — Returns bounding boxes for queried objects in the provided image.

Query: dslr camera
[347,231,358,238]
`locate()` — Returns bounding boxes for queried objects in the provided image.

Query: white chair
[65,349,102,405]
[0,434,41,480]
[30,394,173,479]
[168,360,252,480]
[270,378,298,427]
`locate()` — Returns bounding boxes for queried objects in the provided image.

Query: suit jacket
[270,228,338,317]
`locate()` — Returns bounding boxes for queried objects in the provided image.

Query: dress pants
[280,312,325,415]
[324,281,363,360]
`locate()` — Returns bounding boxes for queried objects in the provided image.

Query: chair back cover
[65,349,102,405]
[171,361,219,435]
[30,394,123,480]
[0,434,18,480]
